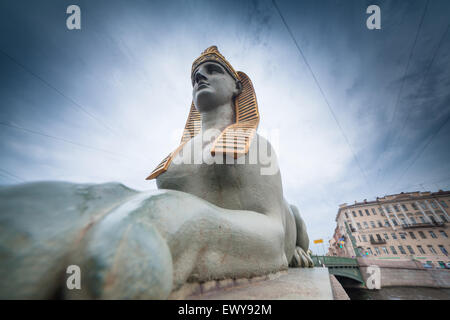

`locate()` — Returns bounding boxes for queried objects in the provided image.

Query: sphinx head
[145,46,261,180]
[192,61,242,113]
[191,46,242,113]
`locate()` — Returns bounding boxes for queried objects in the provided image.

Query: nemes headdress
[146,46,259,180]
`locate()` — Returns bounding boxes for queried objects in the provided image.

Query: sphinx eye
[208,64,223,74]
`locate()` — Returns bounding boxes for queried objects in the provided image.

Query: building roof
[335,190,450,221]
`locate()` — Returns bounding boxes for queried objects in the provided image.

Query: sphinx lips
[197,82,209,90]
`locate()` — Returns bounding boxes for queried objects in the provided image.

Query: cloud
[1,0,450,247]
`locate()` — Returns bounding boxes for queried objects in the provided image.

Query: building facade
[329,190,450,268]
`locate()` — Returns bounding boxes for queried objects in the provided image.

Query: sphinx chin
[194,92,220,112]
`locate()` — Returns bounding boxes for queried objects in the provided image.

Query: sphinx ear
[234,80,243,96]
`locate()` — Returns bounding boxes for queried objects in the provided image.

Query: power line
[0,168,26,183]
[0,47,154,167]
[391,174,450,193]
[389,111,450,192]
[0,172,16,183]
[0,122,138,162]
[271,0,372,192]
[391,24,449,153]
[375,0,429,185]
[0,49,117,137]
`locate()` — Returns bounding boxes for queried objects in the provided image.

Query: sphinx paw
[290,247,314,268]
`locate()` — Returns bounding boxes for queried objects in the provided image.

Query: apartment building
[329,190,450,268]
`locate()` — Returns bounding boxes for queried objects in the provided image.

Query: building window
[370,221,376,228]
[410,217,417,224]
[362,235,367,242]
[363,222,369,229]
[386,206,392,213]
[384,219,390,227]
[440,201,448,208]
[393,205,400,212]
[438,245,448,255]
[357,222,362,229]
[431,202,438,209]
[375,247,381,255]
[419,216,426,223]
[356,247,363,256]
[382,247,389,254]
[359,210,363,216]
[401,218,407,225]
[429,231,437,239]
[391,232,397,240]
[411,203,418,210]
[408,232,416,239]
[398,246,406,254]
[399,232,406,240]
[358,235,361,242]
[371,208,376,215]
[406,246,415,254]
[428,245,437,254]
[429,216,436,223]
[417,245,425,254]
[377,220,383,227]
[401,204,408,211]
[391,219,398,226]
[383,233,389,240]
[365,209,370,216]
[419,202,427,210]
[345,212,348,219]
[441,215,448,222]
[418,231,427,239]
[367,248,373,255]
[439,230,448,238]
[369,234,375,242]
[390,246,397,254]
[352,211,357,217]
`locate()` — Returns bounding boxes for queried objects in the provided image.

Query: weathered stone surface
[0,183,299,299]
[185,268,333,300]
[329,274,350,300]
[357,258,450,289]
[0,182,137,299]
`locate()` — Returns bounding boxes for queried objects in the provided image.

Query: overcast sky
[1,0,449,252]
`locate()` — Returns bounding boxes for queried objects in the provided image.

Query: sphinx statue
[0,46,312,300]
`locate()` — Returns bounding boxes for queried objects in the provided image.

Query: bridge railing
[311,255,358,267]
[311,256,365,284]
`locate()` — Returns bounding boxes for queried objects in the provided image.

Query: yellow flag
[313,239,323,244]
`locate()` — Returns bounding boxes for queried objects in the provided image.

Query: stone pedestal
[187,268,334,300]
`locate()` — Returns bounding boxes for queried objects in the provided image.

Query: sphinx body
[0,177,309,299]
[156,131,313,272]
[0,46,312,299]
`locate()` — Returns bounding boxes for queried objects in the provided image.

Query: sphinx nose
[195,70,207,84]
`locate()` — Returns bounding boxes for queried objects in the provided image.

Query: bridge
[311,256,364,284]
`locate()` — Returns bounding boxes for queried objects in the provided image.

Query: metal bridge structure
[311,256,365,284]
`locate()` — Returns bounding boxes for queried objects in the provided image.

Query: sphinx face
[192,62,241,112]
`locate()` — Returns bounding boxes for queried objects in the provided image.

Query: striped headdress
[146,46,259,180]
